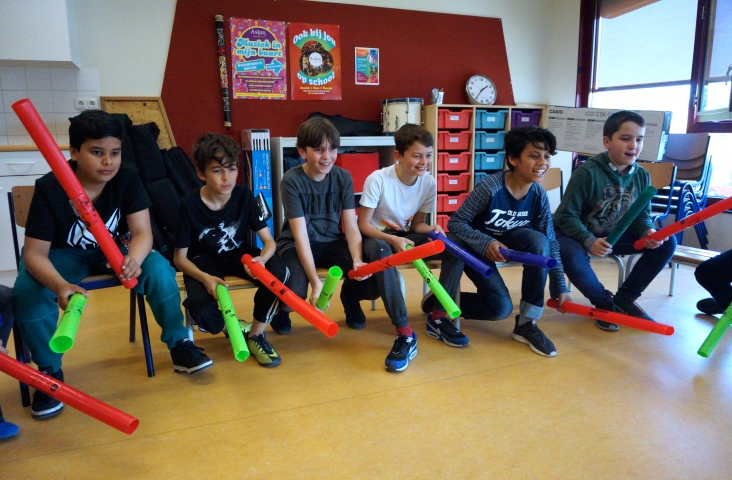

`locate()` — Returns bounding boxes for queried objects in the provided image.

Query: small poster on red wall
[230,18,287,100]
[288,23,341,100]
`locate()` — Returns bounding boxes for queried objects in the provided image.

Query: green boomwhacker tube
[316,266,343,311]
[216,284,249,361]
[49,293,87,353]
[605,185,658,246]
[406,245,461,318]
[698,301,732,358]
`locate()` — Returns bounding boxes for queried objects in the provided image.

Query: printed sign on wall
[230,18,287,100]
[289,23,341,100]
[355,47,379,85]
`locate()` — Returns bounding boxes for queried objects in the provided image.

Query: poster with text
[289,23,341,100]
[355,47,379,85]
[230,18,287,100]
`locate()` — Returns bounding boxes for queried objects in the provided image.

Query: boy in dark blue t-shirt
[423,126,571,357]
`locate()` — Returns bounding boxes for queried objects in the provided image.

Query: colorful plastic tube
[347,240,445,279]
[316,266,342,311]
[634,195,732,250]
[0,354,139,434]
[428,231,492,278]
[11,99,136,289]
[499,248,557,269]
[605,186,658,245]
[49,293,87,353]
[241,255,338,337]
[215,284,249,362]
[698,301,732,358]
[406,245,461,319]
[546,299,674,335]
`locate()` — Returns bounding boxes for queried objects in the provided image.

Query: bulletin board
[162,0,514,153]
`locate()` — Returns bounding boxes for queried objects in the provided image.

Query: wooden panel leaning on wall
[100,97,177,150]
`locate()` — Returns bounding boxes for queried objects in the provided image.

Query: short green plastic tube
[606,186,658,246]
[316,266,343,311]
[698,302,732,358]
[216,284,249,362]
[407,245,461,319]
[50,293,87,353]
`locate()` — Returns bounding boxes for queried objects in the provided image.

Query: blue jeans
[556,228,676,308]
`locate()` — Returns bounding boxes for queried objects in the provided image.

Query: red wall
[162,0,513,153]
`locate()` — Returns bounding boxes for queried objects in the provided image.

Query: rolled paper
[697,301,732,358]
[242,255,338,337]
[316,266,343,311]
[546,299,674,336]
[347,240,445,279]
[428,231,492,278]
[215,284,249,362]
[0,354,139,434]
[499,248,557,269]
[406,245,461,319]
[605,185,658,246]
[49,293,87,353]
[634,195,732,250]
[12,99,136,289]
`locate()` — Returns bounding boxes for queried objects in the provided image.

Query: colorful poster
[230,18,287,100]
[288,23,341,100]
[355,47,379,85]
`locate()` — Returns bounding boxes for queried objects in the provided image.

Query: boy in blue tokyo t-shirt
[423,126,572,357]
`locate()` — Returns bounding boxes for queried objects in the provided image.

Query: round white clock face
[466,75,497,105]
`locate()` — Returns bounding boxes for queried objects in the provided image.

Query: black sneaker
[593,300,621,332]
[511,316,557,357]
[425,314,469,347]
[420,291,436,313]
[31,367,64,419]
[697,298,725,315]
[270,310,292,335]
[171,338,213,374]
[385,333,418,372]
[345,302,366,329]
[613,296,655,322]
[246,332,281,368]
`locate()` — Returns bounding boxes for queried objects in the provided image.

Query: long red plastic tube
[0,354,139,434]
[241,255,338,337]
[633,195,732,250]
[347,240,445,279]
[11,99,136,289]
[546,299,674,335]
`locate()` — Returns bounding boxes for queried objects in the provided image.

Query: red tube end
[125,418,140,434]
[325,323,339,338]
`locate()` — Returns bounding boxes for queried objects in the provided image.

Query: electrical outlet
[74,98,98,110]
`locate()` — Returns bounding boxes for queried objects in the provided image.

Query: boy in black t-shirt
[13,110,210,420]
[174,133,289,368]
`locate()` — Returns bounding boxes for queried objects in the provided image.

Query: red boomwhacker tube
[347,240,445,279]
[241,255,338,337]
[633,195,732,250]
[11,99,136,289]
[0,354,139,434]
[546,299,674,335]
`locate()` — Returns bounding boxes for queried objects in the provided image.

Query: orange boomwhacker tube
[347,240,445,279]
[546,299,674,335]
[11,99,136,289]
[241,255,338,337]
[0,354,139,434]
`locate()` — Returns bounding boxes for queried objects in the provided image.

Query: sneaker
[224,319,252,338]
[246,332,281,368]
[511,316,557,357]
[385,333,418,372]
[426,314,469,347]
[171,339,213,374]
[420,291,436,313]
[697,298,725,315]
[31,367,64,419]
[592,300,621,332]
[613,296,655,322]
[345,302,366,329]
[270,310,292,335]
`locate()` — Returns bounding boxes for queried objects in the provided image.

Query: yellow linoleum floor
[1,261,731,479]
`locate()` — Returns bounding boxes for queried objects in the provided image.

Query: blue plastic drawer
[475,130,507,150]
[474,151,505,171]
[474,171,489,185]
[475,109,508,129]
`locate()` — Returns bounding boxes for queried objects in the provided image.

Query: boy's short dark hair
[504,126,557,170]
[394,123,434,156]
[296,117,340,150]
[69,110,123,151]
[192,133,241,172]
[603,110,645,139]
